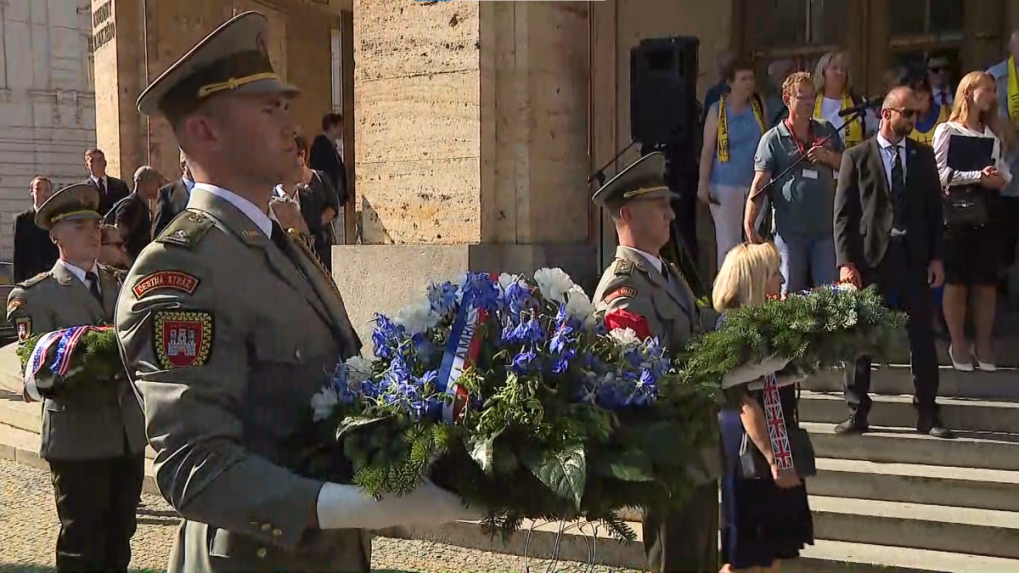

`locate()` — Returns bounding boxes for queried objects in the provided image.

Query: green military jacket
[6,261,146,460]
[115,187,368,573]
[593,246,721,484]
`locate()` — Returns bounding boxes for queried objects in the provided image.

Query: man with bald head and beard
[833,86,952,439]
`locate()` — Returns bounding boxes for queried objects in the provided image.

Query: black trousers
[844,237,940,419]
[643,480,720,573]
[49,452,145,573]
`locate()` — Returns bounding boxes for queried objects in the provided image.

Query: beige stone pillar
[337,0,595,345]
[92,0,344,183]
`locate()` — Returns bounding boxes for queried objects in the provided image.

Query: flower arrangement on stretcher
[302,269,904,540]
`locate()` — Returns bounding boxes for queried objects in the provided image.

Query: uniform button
[256,547,267,559]
[260,523,271,532]
[294,348,302,360]
[272,528,282,537]
[250,521,260,528]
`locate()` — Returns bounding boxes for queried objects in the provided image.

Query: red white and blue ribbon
[22,326,111,402]
[763,372,795,473]
[435,283,490,423]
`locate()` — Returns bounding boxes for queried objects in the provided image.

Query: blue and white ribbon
[435,283,490,423]
[23,331,63,402]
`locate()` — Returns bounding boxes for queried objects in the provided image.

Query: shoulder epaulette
[614,258,634,276]
[98,264,127,281]
[20,271,51,289]
[156,210,215,250]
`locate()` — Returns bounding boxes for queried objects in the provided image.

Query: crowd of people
[12,118,349,284]
[696,42,1019,378]
[11,7,1019,573]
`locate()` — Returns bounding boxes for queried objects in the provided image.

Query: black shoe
[917,414,955,439]
[834,415,869,435]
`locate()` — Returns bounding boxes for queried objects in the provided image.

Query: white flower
[393,296,438,335]
[310,387,339,422]
[497,272,524,294]
[608,327,641,347]
[564,285,597,328]
[835,282,858,292]
[533,267,575,303]
[344,355,372,382]
[453,272,468,303]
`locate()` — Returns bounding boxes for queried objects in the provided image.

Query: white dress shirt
[190,183,274,237]
[90,175,109,192]
[59,259,101,295]
[876,133,907,189]
[619,246,663,274]
[274,184,302,212]
[932,121,1013,188]
[183,176,195,194]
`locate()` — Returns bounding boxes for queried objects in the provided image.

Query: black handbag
[942,170,989,227]
[738,383,817,480]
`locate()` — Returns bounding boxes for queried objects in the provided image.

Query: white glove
[316,479,483,530]
[721,355,792,390]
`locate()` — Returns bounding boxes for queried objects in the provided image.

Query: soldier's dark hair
[321,112,343,132]
[84,148,104,158]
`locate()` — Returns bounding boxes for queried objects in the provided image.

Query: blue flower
[511,347,538,374]
[371,314,405,359]
[503,318,546,345]
[552,348,576,374]
[503,282,535,320]
[464,273,500,311]
[428,282,459,315]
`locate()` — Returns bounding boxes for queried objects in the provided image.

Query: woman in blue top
[700,59,768,270]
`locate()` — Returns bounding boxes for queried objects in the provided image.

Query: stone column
[91,0,344,183]
[337,0,595,345]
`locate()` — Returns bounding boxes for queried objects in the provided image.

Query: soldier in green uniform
[592,152,721,573]
[115,12,475,573]
[7,183,146,573]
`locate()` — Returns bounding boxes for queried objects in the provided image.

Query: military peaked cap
[35,183,100,231]
[591,152,678,207]
[136,11,298,119]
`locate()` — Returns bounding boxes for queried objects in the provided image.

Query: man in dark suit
[111,166,161,262]
[84,148,130,216]
[152,149,194,237]
[833,86,953,439]
[309,112,348,206]
[13,176,60,282]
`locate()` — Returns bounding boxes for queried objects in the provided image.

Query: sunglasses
[929,66,948,73]
[888,107,920,118]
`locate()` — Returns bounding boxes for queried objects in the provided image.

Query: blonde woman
[700,59,768,268]
[812,51,878,150]
[715,243,814,573]
[933,71,1012,372]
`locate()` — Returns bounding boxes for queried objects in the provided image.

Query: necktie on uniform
[84,271,102,303]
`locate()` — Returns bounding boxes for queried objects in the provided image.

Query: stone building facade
[0,0,95,261]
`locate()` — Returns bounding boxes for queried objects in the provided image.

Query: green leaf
[336,415,390,441]
[467,431,500,474]
[591,449,656,482]
[522,442,587,510]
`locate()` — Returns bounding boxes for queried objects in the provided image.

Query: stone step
[802,422,1019,471]
[802,366,1019,401]
[885,335,1019,368]
[800,391,1019,433]
[811,495,1019,560]
[0,390,157,460]
[382,519,1019,573]
[812,458,1019,513]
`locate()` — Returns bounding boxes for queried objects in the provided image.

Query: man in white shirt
[7,182,145,573]
[115,12,476,573]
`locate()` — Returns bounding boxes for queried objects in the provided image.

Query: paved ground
[0,458,642,573]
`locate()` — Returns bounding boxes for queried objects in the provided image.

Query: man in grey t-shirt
[744,71,844,295]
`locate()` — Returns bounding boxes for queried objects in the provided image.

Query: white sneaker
[971,345,997,372]
[948,345,974,372]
